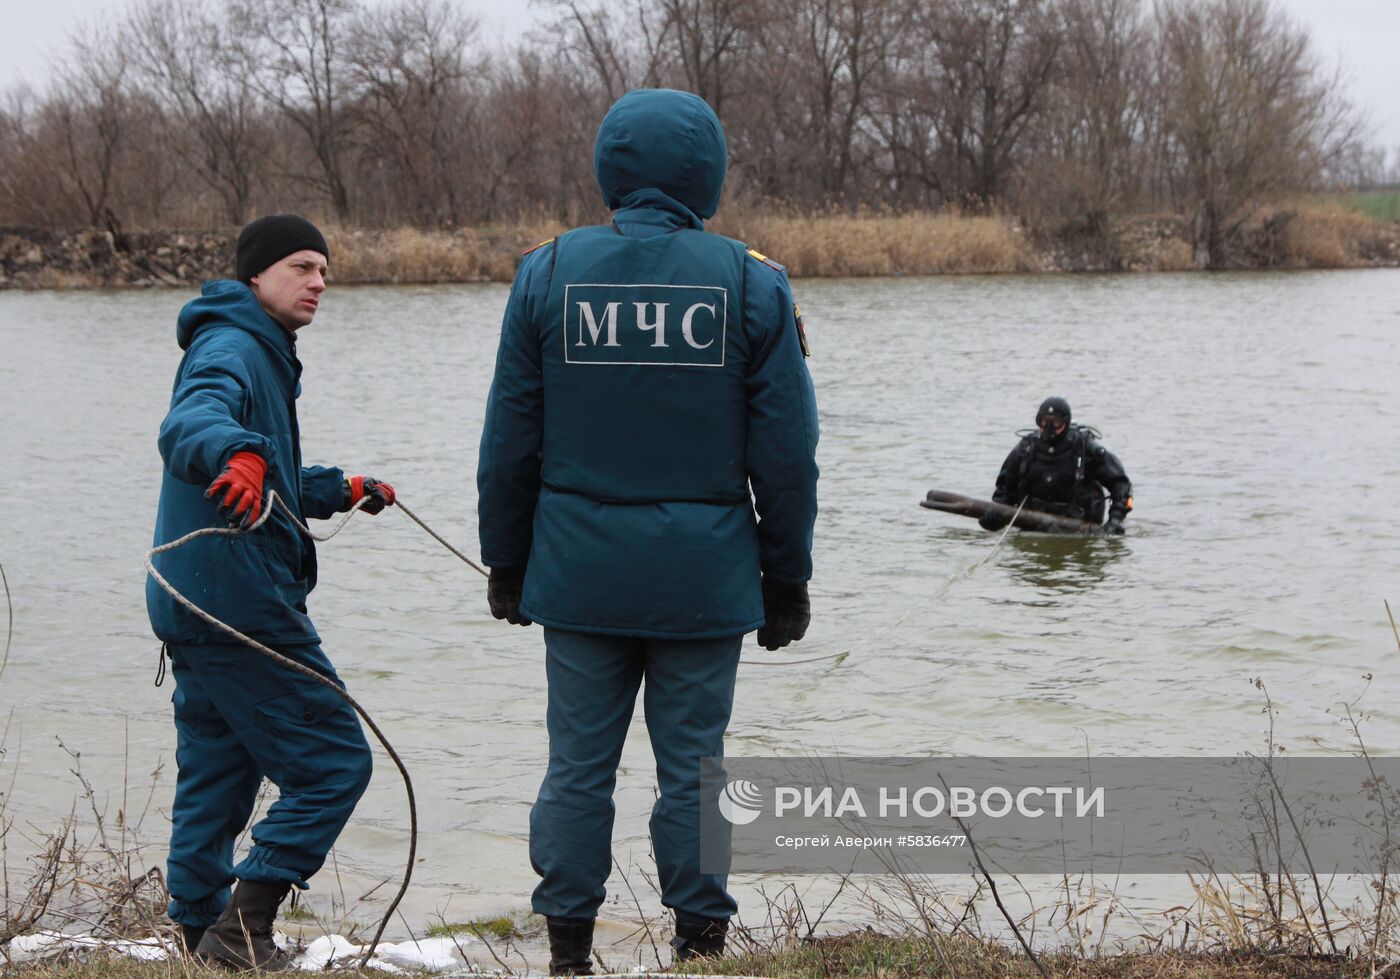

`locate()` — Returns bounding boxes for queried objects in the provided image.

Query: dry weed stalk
[1,737,172,966]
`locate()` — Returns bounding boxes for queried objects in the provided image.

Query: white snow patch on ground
[6,929,469,973]
[6,930,169,962]
[296,933,466,972]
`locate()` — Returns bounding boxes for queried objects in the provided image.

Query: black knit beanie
[235,214,329,283]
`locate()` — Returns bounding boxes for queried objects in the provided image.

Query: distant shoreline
[2,203,1396,290]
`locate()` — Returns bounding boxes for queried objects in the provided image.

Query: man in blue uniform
[477,89,819,973]
[147,214,395,970]
[980,396,1133,534]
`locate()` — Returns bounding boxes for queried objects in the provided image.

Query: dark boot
[546,916,595,976]
[195,879,294,972]
[670,913,728,962]
[178,924,206,957]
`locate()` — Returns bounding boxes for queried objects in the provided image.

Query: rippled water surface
[1,270,1397,934]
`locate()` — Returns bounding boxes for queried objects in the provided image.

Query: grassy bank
[1,937,1385,977]
[1337,189,1400,223]
[691,932,1379,978]
[3,201,1396,290]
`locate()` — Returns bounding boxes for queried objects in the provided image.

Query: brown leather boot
[194,879,294,971]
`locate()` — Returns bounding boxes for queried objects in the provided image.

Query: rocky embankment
[0,227,235,289]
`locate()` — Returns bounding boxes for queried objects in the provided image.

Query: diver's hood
[1036,396,1072,444]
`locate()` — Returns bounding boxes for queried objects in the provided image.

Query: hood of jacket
[594,88,728,224]
[177,279,295,357]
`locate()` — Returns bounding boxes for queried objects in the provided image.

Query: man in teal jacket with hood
[148,214,395,971]
[478,89,819,973]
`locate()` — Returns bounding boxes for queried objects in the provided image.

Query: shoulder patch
[522,237,555,256]
[793,302,810,358]
[747,248,785,272]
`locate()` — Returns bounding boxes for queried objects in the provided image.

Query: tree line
[0,0,1379,267]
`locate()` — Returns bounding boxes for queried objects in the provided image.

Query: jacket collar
[178,280,297,361]
[612,188,704,237]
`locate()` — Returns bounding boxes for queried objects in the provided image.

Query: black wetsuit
[989,425,1132,526]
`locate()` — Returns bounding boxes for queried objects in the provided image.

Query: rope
[0,559,11,682]
[797,498,1028,666]
[143,492,415,969]
[903,496,1027,615]
[396,498,844,668]
[394,501,487,577]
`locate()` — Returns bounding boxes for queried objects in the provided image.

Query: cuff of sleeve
[217,436,276,479]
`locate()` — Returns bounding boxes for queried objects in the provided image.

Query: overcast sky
[3,0,1397,154]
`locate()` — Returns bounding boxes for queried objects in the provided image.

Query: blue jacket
[146,280,348,646]
[477,89,819,638]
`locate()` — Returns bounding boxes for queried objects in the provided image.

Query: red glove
[206,451,268,528]
[347,475,396,515]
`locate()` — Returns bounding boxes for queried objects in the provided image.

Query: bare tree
[740,0,903,204]
[1032,0,1149,231]
[49,27,132,229]
[126,0,268,225]
[924,0,1064,206]
[1154,0,1362,268]
[231,0,360,221]
[346,0,480,227]
[0,0,1380,235]
[651,0,757,116]
[0,87,67,226]
[545,0,670,103]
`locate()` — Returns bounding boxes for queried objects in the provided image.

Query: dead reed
[1260,201,1388,269]
[714,208,1037,277]
[323,223,563,285]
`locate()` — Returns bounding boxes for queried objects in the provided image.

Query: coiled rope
[144,492,425,969]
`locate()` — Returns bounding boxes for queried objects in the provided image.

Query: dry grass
[679,932,1379,978]
[1137,236,1197,272]
[1,938,1383,979]
[4,958,381,977]
[261,206,1400,282]
[1265,200,1384,268]
[323,210,1036,284]
[715,208,1037,276]
[324,221,564,285]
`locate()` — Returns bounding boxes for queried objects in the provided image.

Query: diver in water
[980,396,1133,534]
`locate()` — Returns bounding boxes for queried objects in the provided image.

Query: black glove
[756,578,810,651]
[487,565,531,626]
[979,512,1009,532]
[1103,516,1126,536]
[346,475,396,515]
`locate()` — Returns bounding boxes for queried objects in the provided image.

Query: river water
[1,270,1397,950]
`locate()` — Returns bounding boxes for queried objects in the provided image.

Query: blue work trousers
[530,627,741,922]
[164,641,373,927]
